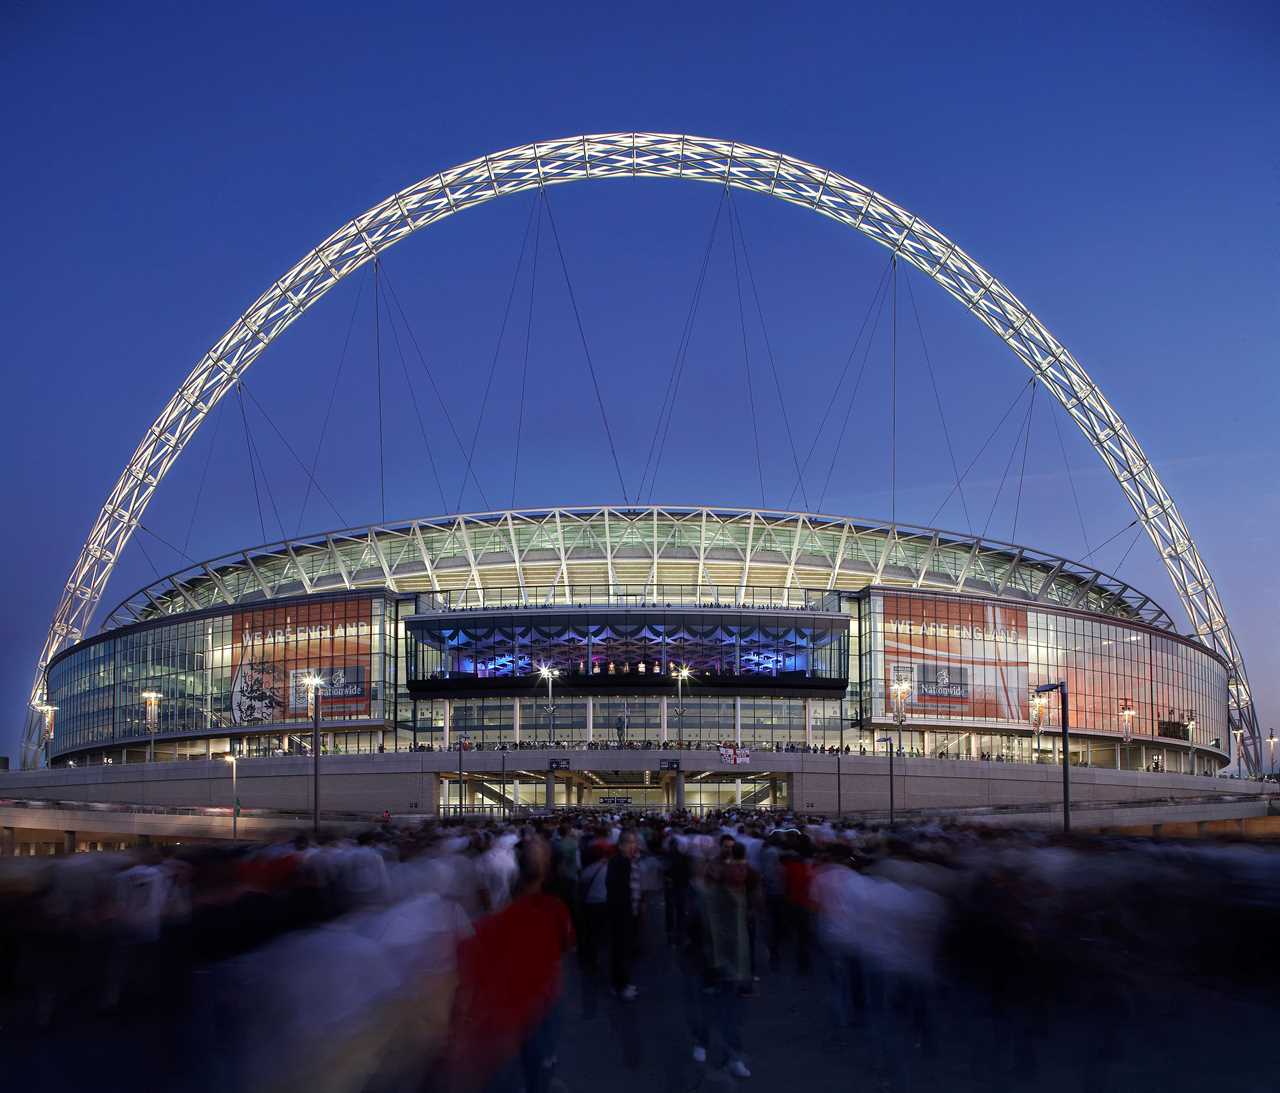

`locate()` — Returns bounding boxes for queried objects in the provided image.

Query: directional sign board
[659,758,681,771]
[548,758,571,771]
[599,796,632,806]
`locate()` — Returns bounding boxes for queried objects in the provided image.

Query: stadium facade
[39,506,1229,808]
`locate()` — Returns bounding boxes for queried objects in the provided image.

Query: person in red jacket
[449,835,575,1093]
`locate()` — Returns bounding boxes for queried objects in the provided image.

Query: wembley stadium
[7,133,1261,816]
[34,505,1230,810]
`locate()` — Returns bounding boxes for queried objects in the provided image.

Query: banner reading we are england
[882,594,1028,721]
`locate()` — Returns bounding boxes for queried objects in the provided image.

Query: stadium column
[545,770,555,809]
[735,697,742,747]
[586,696,593,743]
[442,699,451,749]
[62,830,75,855]
[2,827,14,856]
[675,770,686,809]
[660,697,667,744]
[513,698,521,744]
[804,699,813,747]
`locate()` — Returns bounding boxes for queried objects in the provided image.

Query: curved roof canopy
[105,506,1178,633]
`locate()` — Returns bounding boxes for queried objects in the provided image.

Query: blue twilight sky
[0,1,1276,762]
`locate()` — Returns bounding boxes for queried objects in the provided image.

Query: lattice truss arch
[24,133,1259,769]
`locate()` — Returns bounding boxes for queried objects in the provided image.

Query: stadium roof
[102,506,1179,634]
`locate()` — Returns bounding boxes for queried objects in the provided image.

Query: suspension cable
[1010,383,1038,542]
[1078,518,1140,565]
[374,258,386,522]
[1114,523,1145,572]
[818,272,893,511]
[238,382,347,527]
[540,187,629,505]
[182,397,224,557]
[379,268,491,510]
[785,256,894,510]
[243,396,287,542]
[904,272,972,532]
[138,522,197,565]
[298,274,365,535]
[377,268,448,513]
[728,197,766,507]
[981,382,1036,539]
[890,255,898,525]
[511,194,543,507]
[134,531,164,581]
[456,194,541,513]
[730,192,811,511]
[237,382,267,542]
[1050,402,1092,556]
[928,378,1035,527]
[644,189,729,503]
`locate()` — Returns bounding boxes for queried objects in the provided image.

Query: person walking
[606,830,642,1000]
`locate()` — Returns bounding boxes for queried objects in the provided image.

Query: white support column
[804,698,813,747]
[513,697,521,744]
[442,700,451,750]
[660,697,668,744]
[736,777,743,805]
[734,696,742,747]
[586,696,593,743]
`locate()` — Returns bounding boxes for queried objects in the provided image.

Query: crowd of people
[1,809,1277,1091]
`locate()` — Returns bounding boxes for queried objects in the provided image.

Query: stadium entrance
[440,769,788,814]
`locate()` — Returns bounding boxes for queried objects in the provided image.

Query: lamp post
[223,753,238,839]
[1120,701,1135,771]
[1031,691,1049,763]
[1185,713,1196,776]
[1035,681,1072,833]
[890,677,911,752]
[1269,729,1276,776]
[876,735,895,825]
[141,689,161,762]
[538,664,558,745]
[303,673,326,835]
[457,735,467,817]
[1233,728,1244,779]
[675,664,692,748]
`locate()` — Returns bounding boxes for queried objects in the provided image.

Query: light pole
[675,664,692,748]
[304,673,325,835]
[457,735,467,817]
[223,753,239,838]
[1233,728,1244,779]
[1035,681,1072,833]
[1120,701,1135,771]
[1269,729,1276,776]
[141,689,161,762]
[1031,691,1049,764]
[890,677,911,752]
[538,663,558,745]
[1185,713,1196,776]
[876,735,895,825]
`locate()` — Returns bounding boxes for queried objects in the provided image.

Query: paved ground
[552,905,1273,1093]
[4,899,1275,1093]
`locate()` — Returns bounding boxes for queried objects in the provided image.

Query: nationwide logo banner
[719,745,751,766]
[882,594,1028,721]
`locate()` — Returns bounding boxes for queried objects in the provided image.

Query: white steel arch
[23,133,1259,769]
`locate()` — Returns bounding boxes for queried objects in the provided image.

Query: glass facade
[46,581,1229,771]
[405,606,849,686]
[861,590,1228,762]
[46,594,391,757]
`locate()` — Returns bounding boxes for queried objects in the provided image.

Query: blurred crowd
[1,810,1278,1092]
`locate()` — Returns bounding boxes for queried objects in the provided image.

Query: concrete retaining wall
[0,751,1260,816]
